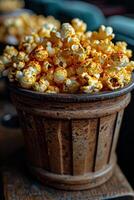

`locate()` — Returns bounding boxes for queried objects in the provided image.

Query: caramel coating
[0,18,134,93]
[0,13,60,44]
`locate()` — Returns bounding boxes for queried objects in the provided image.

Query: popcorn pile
[0,13,60,44]
[0,0,24,12]
[0,18,134,94]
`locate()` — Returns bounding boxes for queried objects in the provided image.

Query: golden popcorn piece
[33,77,49,92]
[4,46,18,57]
[15,70,23,80]
[64,35,80,50]
[63,78,80,93]
[20,75,36,89]
[53,54,67,68]
[109,52,129,69]
[0,55,10,65]
[81,72,103,93]
[17,51,26,61]
[125,61,134,72]
[61,23,75,40]
[42,61,52,73]
[8,67,16,82]
[0,60,5,74]
[46,85,60,93]
[50,30,63,48]
[115,42,132,58]
[87,62,102,78]
[13,61,25,70]
[91,25,115,41]
[38,23,56,38]
[46,67,55,83]
[54,67,67,84]
[46,41,56,57]
[71,18,87,33]
[26,61,41,75]
[102,66,132,90]
[32,45,48,62]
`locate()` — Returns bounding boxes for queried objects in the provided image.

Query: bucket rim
[9,74,134,103]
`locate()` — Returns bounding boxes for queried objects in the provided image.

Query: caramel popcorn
[0,18,134,94]
[0,13,60,44]
[0,0,24,12]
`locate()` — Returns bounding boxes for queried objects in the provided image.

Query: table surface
[1,165,134,200]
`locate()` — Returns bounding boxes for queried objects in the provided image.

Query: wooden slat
[44,119,64,174]
[94,114,117,171]
[19,112,43,167]
[109,110,124,164]
[72,119,96,175]
[27,115,44,167]
[60,120,73,175]
[34,117,49,170]
[84,119,98,173]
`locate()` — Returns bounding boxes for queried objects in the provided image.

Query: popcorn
[71,18,87,33]
[0,0,24,12]
[15,71,23,79]
[0,60,5,75]
[46,85,60,93]
[20,76,36,89]
[42,61,52,73]
[13,61,25,70]
[32,45,48,62]
[17,51,26,61]
[0,13,61,44]
[63,78,80,93]
[54,67,67,84]
[38,23,56,38]
[4,46,18,57]
[90,25,115,41]
[33,77,49,92]
[46,67,55,83]
[81,73,103,93]
[61,23,75,39]
[25,61,41,76]
[103,70,127,90]
[0,18,134,93]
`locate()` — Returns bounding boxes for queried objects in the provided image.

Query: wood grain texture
[44,119,64,174]
[10,89,131,190]
[2,165,134,200]
[94,114,117,171]
[109,110,124,164]
[60,120,72,175]
[72,119,98,175]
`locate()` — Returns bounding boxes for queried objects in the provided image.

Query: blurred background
[0,0,134,191]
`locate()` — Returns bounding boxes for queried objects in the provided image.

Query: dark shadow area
[117,90,134,188]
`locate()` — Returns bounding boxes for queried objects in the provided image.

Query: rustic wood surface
[11,88,131,190]
[2,165,134,200]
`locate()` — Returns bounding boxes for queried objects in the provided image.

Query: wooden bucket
[9,79,134,190]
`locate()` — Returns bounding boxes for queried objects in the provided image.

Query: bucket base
[29,158,116,191]
[3,165,134,200]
